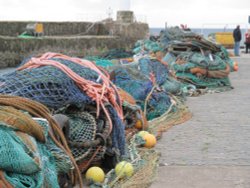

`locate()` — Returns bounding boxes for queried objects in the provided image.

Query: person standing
[245,30,250,53]
[233,25,242,56]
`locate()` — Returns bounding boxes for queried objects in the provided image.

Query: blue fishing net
[112,67,153,101]
[138,58,169,86]
[0,57,126,156]
[111,58,173,120]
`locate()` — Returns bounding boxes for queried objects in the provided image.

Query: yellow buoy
[86,166,105,183]
[143,133,157,148]
[115,161,134,178]
[134,120,143,129]
[137,130,149,137]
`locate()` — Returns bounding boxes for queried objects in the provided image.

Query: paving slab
[153,166,250,188]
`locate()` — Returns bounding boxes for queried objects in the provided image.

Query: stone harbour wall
[0,21,149,68]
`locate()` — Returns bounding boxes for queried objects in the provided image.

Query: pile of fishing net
[0,95,80,188]
[159,26,200,48]
[0,53,128,172]
[89,50,190,134]
[133,27,238,95]
[0,52,191,188]
[133,39,163,54]
[110,57,185,120]
[163,38,237,93]
[97,94,191,188]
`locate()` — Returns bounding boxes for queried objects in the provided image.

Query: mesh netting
[167,51,233,90]
[0,126,40,175]
[111,58,175,120]
[87,95,191,188]
[0,50,194,188]
[0,58,95,109]
[157,28,236,93]
[138,58,169,86]
[112,67,153,101]
[0,116,72,188]
[148,95,192,135]
[104,145,160,188]
[159,27,221,53]
[67,111,97,161]
[133,39,163,54]
[0,56,126,157]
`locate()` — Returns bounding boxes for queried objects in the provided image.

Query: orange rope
[17,52,124,135]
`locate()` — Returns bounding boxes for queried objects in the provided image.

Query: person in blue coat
[233,25,242,56]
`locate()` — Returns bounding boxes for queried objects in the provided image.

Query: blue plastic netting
[0,57,126,155]
[111,58,172,120]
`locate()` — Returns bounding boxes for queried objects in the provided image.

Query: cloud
[0,0,249,27]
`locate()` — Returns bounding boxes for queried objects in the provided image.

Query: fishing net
[109,100,191,188]
[0,106,45,142]
[90,95,191,188]
[133,39,163,54]
[159,27,201,48]
[0,113,72,188]
[0,54,126,159]
[0,50,192,188]
[138,58,169,86]
[67,111,97,161]
[148,95,192,136]
[85,56,115,68]
[156,27,236,93]
[54,107,110,171]
[102,137,160,188]
[166,51,233,91]
[110,57,182,120]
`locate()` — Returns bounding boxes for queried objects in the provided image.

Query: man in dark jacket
[233,25,242,56]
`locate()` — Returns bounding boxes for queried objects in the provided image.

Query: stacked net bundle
[0,58,94,109]
[133,39,163,54]
[159,27,201,48]
[111,57,177,120]
[0,108,72,188]
[156,28,237,94]
[0,53,126,163]
[165,50,234,91]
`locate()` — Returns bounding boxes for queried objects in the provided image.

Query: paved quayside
[151,53,250,188]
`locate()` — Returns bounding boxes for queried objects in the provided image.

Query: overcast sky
[0,0,249,28]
